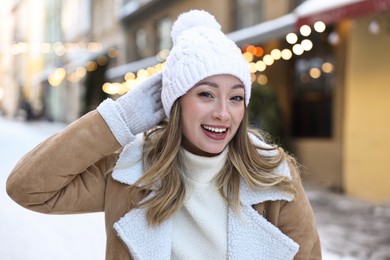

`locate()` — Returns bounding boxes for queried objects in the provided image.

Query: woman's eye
[199,92,213,98]
[231,95,244,101]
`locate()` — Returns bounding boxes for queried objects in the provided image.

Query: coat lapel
[111,134,299,259]
[228,137,299,259]
[113,196,172,260]
[227,178,299,259]
[111,134,172,260]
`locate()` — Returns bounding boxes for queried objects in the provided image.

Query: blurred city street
[1,117,389,260]
[1,1,390,258]
[0,117,105,260]
[306,186,390,259]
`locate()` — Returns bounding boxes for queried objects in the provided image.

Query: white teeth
[202,125,227,133]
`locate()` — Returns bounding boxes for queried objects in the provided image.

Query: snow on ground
[1,116,389,259]
[306,186,390,260]
[0,118,105,260]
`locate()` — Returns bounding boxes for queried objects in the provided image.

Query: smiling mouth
[202,125,227,134]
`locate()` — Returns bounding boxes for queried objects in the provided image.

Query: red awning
[296,0,390,27]
[227,14,296,45]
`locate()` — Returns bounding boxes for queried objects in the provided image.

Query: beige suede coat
[6,111,321,259]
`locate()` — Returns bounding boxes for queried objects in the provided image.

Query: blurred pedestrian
[20,98,34,121]
[6,10,321,259]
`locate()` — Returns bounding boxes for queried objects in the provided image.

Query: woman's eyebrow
[194,81,244,89]
[232,84,245,90]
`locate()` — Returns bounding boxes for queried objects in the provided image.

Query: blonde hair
[128,101,296,226]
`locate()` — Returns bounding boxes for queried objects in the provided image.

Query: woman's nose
[212,102,231,121]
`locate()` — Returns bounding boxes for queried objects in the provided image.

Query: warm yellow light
[263,54,274,66]
[102,83,117,95]
[257,75,268,85]
[281,49,293,60]
[270,49,281,60]
[292,44,304,55]
[8,41,111,55]
[301,39,313,51]
[154,63,164,72]
[245,45,265,57]
[314,21,326,33]
[286,33,298,44]
[64,43,76,53]
[67,73,79,83]
[53,42,65,56]
[0,87,4,100]
[40,42,52,53]
[137,69,149,79]
[86,61,97,72]
[309,68,321,79]
[255,60,266,72]
[97,56,108,66]
[88,42,103,52]
[55,68,66,79]
[48,68,66,87]
[108,48,119,58]
[125,72,136,81]
[76,67,86,78]
[243,52,254,62]
[156,49,170,61]
[254,46,264,57]
[250,73,257,82]
[115,83,126,95]
[146,67,156,75]
[300,25,312,37]
[117,84,127,95]
[246,45,256,54]
[11,42,28,55]
[322,62,334,73]
[249,63,257,73]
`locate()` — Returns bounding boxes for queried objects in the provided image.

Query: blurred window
[94,0,117,33]
[291,28,336,138]
[235,0,264,30]
[156,17,173,51]
[122,0,161,15]
[136,28,150,58]
[45,0,62,65]
[62,0,91,40]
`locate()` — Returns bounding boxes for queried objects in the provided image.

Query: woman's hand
[116,72,164,135]
[97,72,165,145]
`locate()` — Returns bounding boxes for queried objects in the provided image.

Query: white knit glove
[97,72,164,146]
[117,72,164,134]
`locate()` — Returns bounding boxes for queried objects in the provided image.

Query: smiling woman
[180,75,245,157]
[6,10,322,260]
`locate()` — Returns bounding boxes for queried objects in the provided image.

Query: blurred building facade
[0,0,389,202]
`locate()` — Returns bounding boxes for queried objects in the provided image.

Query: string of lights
[1,41,104,56]
[40,21,334,95]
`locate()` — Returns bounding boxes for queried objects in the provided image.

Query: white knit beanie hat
[162,10,252,117]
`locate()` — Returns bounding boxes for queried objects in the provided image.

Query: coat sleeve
[256,157,322,259]
[277,157,322,259]
[6,110,122,214]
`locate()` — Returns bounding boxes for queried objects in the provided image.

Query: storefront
[229,0,390,201]
[102,0,390,201]
[295,0,390,201]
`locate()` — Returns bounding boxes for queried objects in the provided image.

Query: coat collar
[112,134,299,259]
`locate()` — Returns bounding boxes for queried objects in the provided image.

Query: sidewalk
[305,184,390,260]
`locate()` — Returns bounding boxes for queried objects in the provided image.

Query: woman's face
[179,74,245,157]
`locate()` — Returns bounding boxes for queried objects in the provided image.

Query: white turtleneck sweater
[171,148,228,260]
